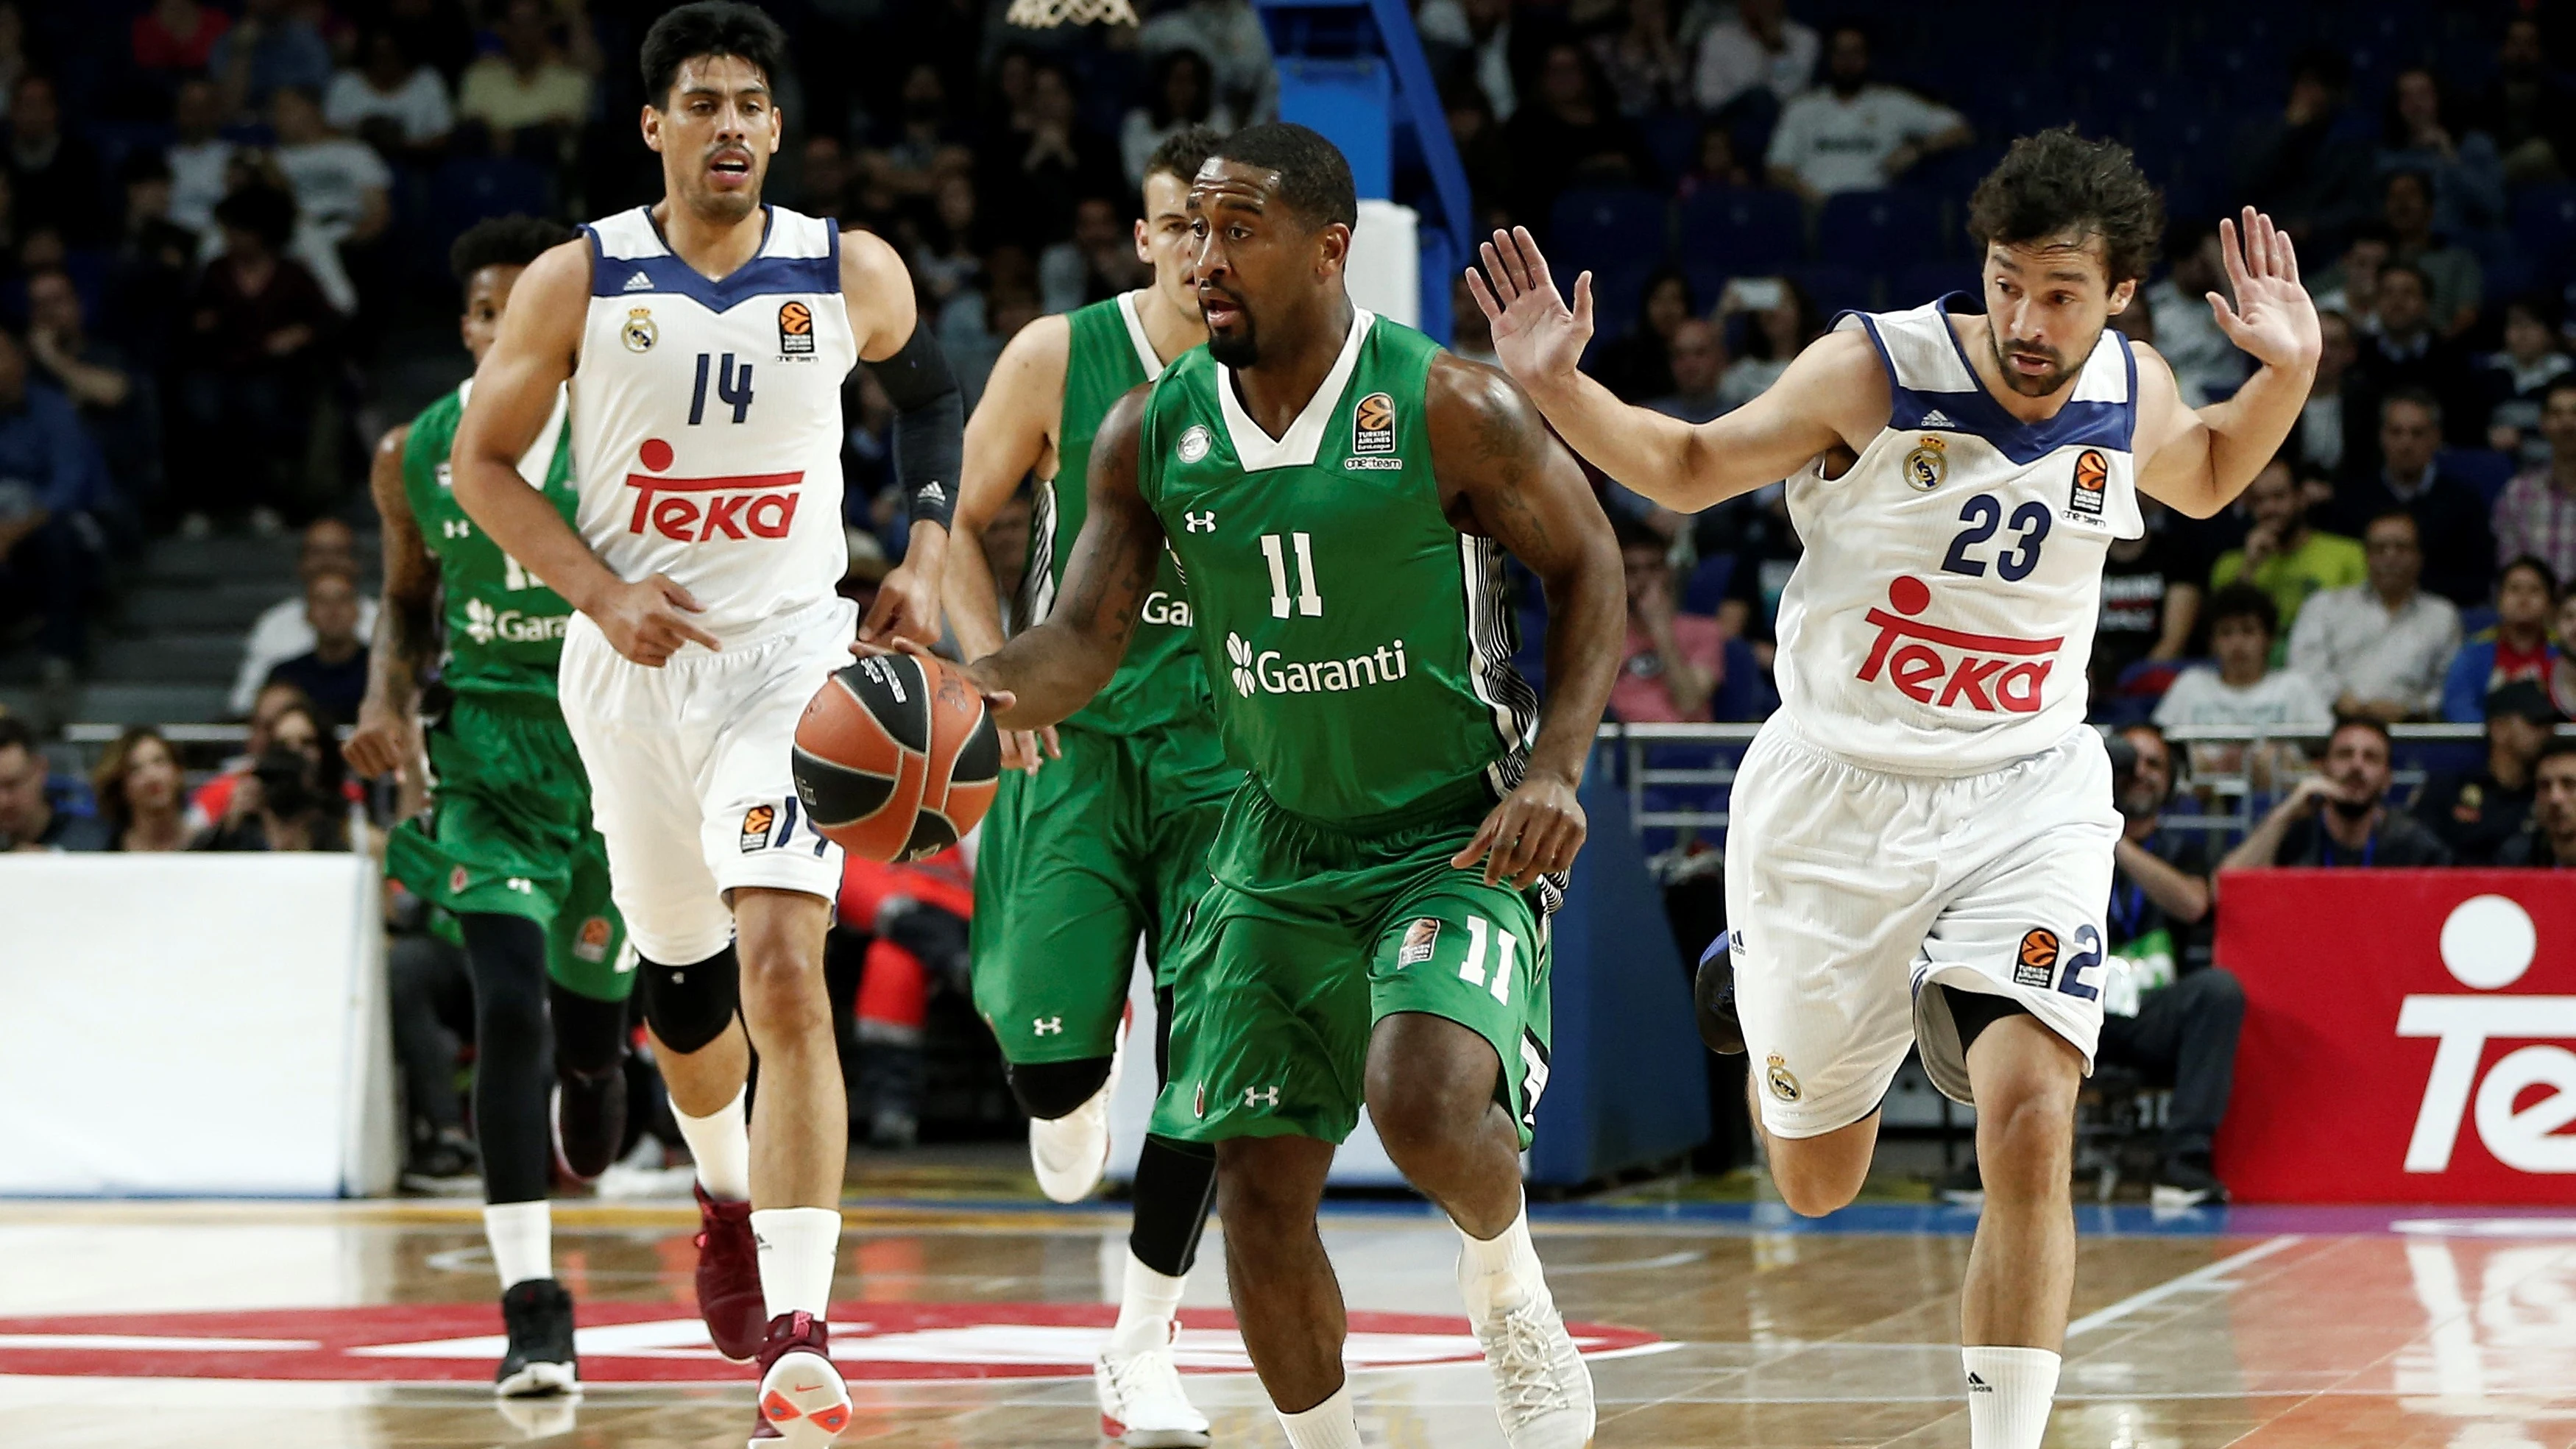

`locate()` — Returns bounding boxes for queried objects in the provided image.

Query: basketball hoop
[1004,0,1137,26]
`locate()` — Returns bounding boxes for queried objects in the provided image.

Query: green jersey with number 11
[401,381,580,699]
[1136,309,1538,825]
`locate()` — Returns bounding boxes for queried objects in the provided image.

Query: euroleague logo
[777,300,814,357]
[2014,927,2060,989]
[0,1302,1666,1384]
[2067,447,2108,517]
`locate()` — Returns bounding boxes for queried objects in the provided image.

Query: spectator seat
[2510,183,2576,280]
[1676,187,1802,302]
[1550,187,1669,344]
[2435,447,2516,508]
[1681,553,1735,616]
[1817,189,1937,284]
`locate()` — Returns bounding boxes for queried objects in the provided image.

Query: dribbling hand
[849,634,1022,721]
[1454,771,1586,890]
[859,559,944,647]
[1464,227,1594,394]
[592,573,721,667]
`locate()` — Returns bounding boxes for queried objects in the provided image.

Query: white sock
[483,1200,551,1289]
[673,1087,751,1202]
[1105,1249,1187,1356]
[1457,1196,1547,1317]
[1276,1381,1363,1449]
[752,1206,842,1321]
[1962,1345,2061,1449]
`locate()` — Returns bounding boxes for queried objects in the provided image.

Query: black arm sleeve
[863,322,965,533]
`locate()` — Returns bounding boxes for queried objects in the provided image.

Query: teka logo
[1855,575,2060,713]
[623,437,802,544]
[2399,895,2576,1175]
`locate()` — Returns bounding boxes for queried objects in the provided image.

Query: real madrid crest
[622,307,659,353]
[1902,434,1946,492]
[1765,1052,1801,1103]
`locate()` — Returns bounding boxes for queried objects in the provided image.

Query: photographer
[2099,724,2244,1207]
[197,699,350,852]
[2220,717,2455,869]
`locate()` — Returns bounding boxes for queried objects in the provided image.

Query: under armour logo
[1243,1085,1279,1108]
[1185,511,1217,533]
[1033,1016,1064,1035]
[442,519,470,539]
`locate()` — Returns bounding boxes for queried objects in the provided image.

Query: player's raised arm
[344,423,431,786]
[845,226,966,645]
[963,386,1161,729]
[1468,226,1872,512]
[1428,355,1626,887]
[2133,208,2321,518]
[452,239,718,667]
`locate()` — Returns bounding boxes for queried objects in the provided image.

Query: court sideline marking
[2064,1234,2305,1338]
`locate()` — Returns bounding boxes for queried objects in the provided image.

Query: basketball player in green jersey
[948,124,1226,1449]
[944,128,1228,1448]
[952,125,1626,1449]
[344,217,636,1400]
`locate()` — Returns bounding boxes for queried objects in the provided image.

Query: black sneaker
[2151,1156,2229,1209]
[553,1066,629,1183]
[400,1130,481,1194]
[496,1278,578,1397]
[1936,1158,1984,1207]
[1694,938,1746,1055]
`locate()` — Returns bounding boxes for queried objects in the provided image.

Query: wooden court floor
[1,1197,2571,1448]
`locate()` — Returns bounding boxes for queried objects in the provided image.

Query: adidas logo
[919,482,946,507]
[1966,1372,1992,1392]
[1920,408,1958,429]
[622,270,654,292]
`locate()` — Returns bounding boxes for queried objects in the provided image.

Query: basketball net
[1004,0,1137,26]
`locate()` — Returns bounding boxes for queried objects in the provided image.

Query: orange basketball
[792,653,1000,862]
[2018,928,2060,971]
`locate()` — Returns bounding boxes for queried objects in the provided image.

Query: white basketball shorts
[1722,716,2117,1138]
[559,594,856,965]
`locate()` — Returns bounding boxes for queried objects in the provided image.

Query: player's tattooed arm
[964,386,1161,730]
[1429,354,1625,887]
[344,424,434,787]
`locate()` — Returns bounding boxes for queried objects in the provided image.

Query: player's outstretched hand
[1453,771,1586,890]
[859,558,944,647]
[1465,227,1593,394]
[342,698,417,782]
[2207,206,2320,374]
[592,573,721,667]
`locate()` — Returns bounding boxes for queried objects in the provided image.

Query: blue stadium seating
[2510,183,2576,281]
[422,157,557,269]
[1893,261,1980,309]
[1675,188,1802,302]
[1817,189,1937,284]
[1681,553,1734,615]
[2437,447,2517,508]
[1550,187,1670,343]
[1783,261,1871,319]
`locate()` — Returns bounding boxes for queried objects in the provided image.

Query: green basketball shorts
[1149,774,1557,1149]
[385,691,633,1002]
[971,718,1239,1064]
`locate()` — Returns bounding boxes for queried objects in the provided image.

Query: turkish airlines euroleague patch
[2015,927,2061,988]
[2069,449,2108,517]
[740,804,776,853]
[1353,391,1395,454]
[0,1303,1665,1383]
[778,300,815,355]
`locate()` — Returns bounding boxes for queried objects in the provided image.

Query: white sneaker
[1094,1340,1211,1448]
[1030,1012,1128,1202]
[1468,1294,1596,1449]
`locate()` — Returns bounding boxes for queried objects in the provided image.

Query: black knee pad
[1008,1055,1114,1119]
[1940,983,2032,1056]
[639,944,740,1055]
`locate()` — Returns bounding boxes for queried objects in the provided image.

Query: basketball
[792,653,1002,863]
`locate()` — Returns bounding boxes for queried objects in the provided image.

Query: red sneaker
[752,1310,850,1449]
[693,1183,765,1363]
